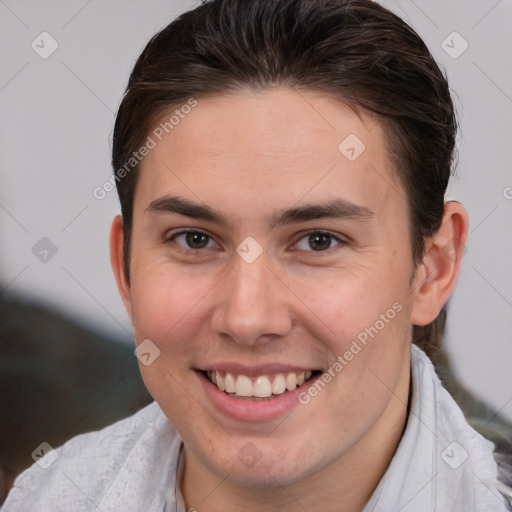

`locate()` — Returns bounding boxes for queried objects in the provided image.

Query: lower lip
[197,371,320,422]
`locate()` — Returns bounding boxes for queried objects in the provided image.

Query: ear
[110,214,133,322]
[410,201,469,326]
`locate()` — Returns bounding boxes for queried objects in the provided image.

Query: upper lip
[197,363,321,376]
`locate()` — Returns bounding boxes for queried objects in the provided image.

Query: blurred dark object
[0,292,152,504]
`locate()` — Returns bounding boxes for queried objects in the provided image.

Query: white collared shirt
[2,345,509,511]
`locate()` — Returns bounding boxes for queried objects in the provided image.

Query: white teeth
[216,372,225,391]
[253,376,272,397]
[207,370,315,398]
[224,372,236,393]
[285,373,298,391]
[272,374,286,394]
[235,375,253,397]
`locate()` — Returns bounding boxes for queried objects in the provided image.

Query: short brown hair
[112,0,457,357]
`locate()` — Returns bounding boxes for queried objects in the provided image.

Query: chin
[199,439,322,489]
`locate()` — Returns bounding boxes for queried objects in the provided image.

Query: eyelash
[166,229,347,254]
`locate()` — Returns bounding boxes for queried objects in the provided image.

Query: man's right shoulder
[2,401,179,512]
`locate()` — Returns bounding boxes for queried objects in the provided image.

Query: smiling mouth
[203,370,322,401]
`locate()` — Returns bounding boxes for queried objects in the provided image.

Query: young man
[3,0,511,510]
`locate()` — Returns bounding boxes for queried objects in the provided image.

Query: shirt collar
[362,345,506,511]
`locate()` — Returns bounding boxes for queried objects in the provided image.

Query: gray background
[0,0,511,420]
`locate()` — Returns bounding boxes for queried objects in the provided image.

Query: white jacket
[2,345,510,511]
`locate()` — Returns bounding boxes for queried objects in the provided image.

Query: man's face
[120,88,418,486]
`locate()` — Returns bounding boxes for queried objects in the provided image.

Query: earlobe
[110,214,133,321]
[410,201,469,326]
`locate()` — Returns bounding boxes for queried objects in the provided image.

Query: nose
[210,251,293,346]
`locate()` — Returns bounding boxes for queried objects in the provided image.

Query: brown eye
[308,233,332,251]
[185,232,209,249]
[172,231,216,250]
[294,231,344,252]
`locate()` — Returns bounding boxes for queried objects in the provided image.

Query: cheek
[289,260,411,402]
[128,268,207,421]
[129,262,214,341]
[290,259,407,341]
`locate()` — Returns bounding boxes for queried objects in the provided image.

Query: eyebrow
[146,195,375,228]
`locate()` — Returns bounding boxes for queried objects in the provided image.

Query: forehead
[135,88,406,224]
